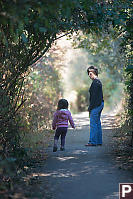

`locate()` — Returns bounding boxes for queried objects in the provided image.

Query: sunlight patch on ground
[73,111,89,129]
[54,172,77,178]
[32,173,52,177]
[31,171,78,178]
[101,114,116,130]
[56,156,76,161]
[72,150,88,155]
[105,192,119,198]
[73,112,115,130]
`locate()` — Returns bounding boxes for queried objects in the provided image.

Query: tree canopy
[0,0,132,173]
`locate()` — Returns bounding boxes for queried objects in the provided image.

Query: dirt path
[7,112,133,199]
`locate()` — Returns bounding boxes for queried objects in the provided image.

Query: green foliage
[72,0,133,117]
[124,71,133,128]
[0,0,86,158]
[19,56,62,134]
[77,87,89,112]
[72,31,125,81]
[61,40,124,112]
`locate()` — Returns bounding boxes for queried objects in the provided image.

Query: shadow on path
[36,112,133,199]
[3,112,133,199]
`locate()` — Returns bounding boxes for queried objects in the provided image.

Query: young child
[52,99,75,152]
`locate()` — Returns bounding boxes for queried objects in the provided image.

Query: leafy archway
[0,0,132,188]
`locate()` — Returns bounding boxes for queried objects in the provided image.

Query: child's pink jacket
[52,109,75,130]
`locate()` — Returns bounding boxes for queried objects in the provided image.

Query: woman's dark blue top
[88,78,104,112]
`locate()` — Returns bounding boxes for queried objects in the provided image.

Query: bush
[77,87,89,112]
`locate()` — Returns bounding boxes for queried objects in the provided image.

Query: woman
[85,66,104,146]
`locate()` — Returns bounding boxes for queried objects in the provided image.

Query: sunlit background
[56,35,124,114]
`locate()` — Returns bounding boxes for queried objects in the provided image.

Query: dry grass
[112,113,133,171]
[20,129,54,160]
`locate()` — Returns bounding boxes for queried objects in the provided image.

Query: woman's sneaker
[60,147,65,151]
[53,146,57,152]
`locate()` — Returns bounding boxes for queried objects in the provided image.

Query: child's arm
[68,112,75,128]
[52,112,57,130]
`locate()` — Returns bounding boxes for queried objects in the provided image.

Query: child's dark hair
[57,99,69,110]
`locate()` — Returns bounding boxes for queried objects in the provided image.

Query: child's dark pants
[54,127,67,148]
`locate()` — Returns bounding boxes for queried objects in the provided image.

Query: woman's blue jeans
[89,102,104,145]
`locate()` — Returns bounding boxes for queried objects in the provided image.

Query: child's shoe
[53,146,57,152]
[60,147,65,151]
